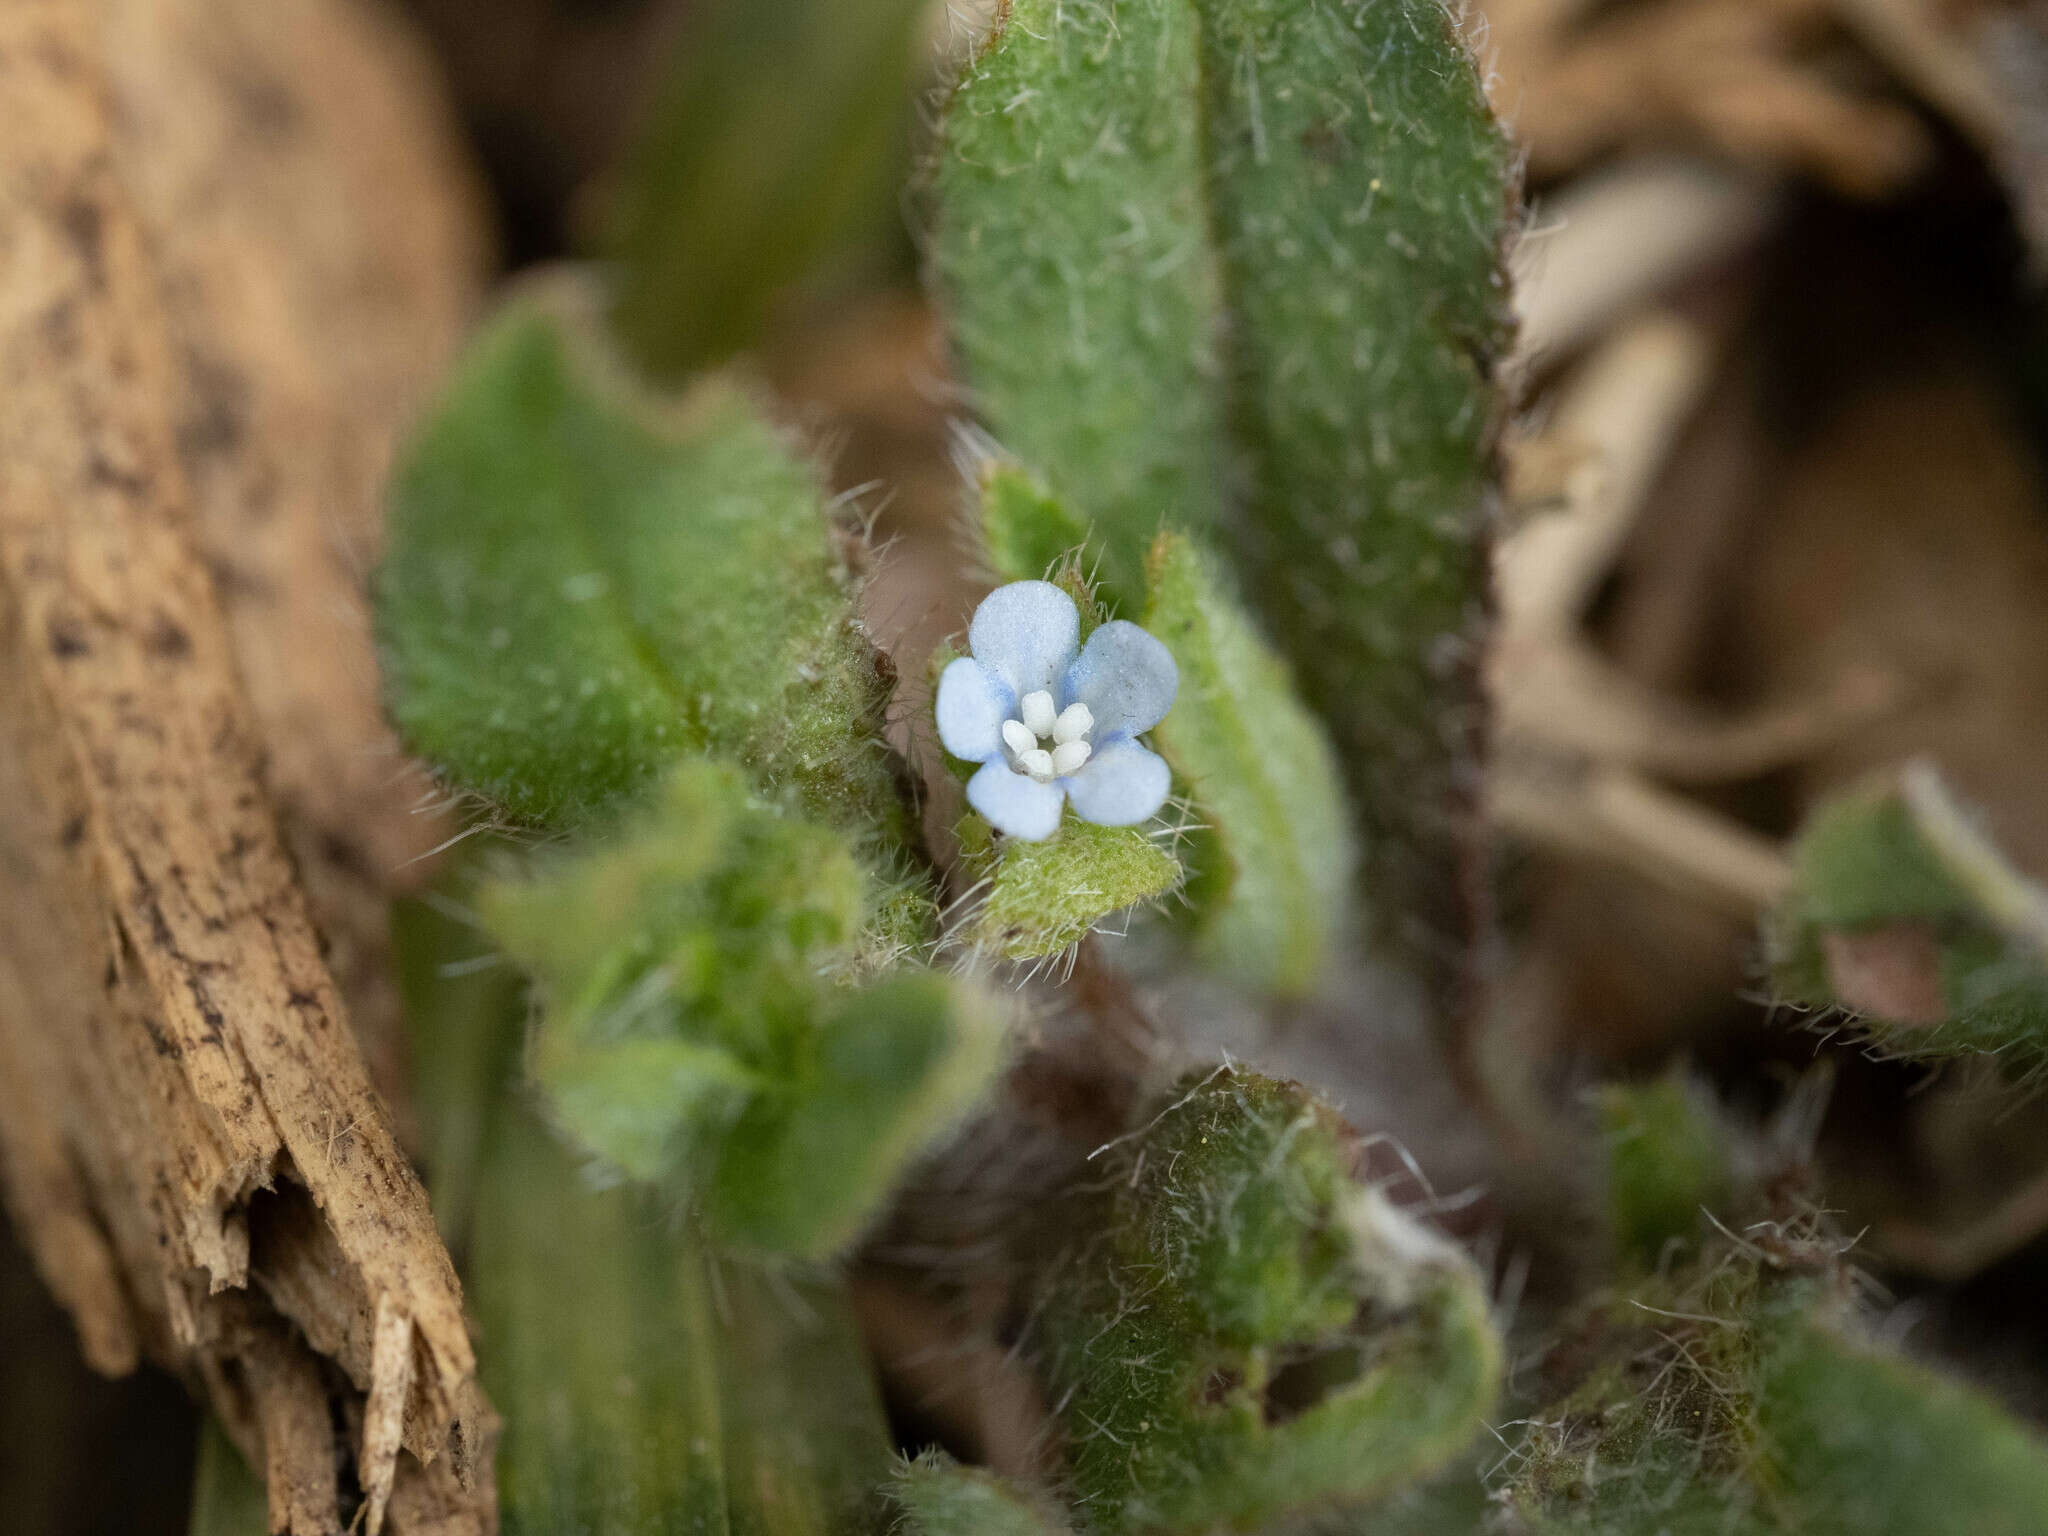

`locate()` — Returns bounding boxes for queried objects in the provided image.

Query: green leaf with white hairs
[1022,1068,1500,1531]
[471,1084,733,1535]
[1759,1293,2048,1536]
[1192,0,1511,979]
[1497,1235,2048,1533]
[713,1259,900,1535]
[935,0,1514,980]
[477,759,1003,1258]
[1144,529,1351,994]
[398,892,900,1535]
[935,0,1230,608]
[1766,763,2048,1066]
[378,277,906,847]
[703,970,1008,1256]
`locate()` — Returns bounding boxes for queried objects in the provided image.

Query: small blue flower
[936,580,1178,841]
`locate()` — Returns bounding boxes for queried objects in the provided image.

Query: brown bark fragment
[0,1003,137,1376]
[385,1431,501,1536]
[238,1320,346,1536]
[1484,0,1931,197]
[0,2,492,1530]
[95,0,489,1116]
[362,1296,420,1536]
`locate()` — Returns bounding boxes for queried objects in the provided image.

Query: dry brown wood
[1509,158,1778,371]
[1487,315,1853,914]
[96,0,489,1115]
[230,1307,346,1536]
[1724,353,2048,879]
[1481,0,1931,195]
[0,1,493,1530]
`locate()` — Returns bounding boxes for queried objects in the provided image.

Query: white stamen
[1001,719,1037,758]
[1018,747,1056,782]
[1053,702,1093,744]
[1051,739,1091,776]
[1019,690,1058,738]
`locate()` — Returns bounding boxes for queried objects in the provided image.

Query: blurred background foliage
[9,0,2048,1531]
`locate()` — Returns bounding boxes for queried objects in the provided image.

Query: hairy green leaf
[1496,1192,2048,1534]
[399,892,899,1535]
[1193,0,1512,972]
[379,283,903,841]
[1767,765,2048,1065]
[1760,1299,2048,1536]
[478,760,1002,1257]
[1025,1068,1500,1531]
[715,1262,897,1536]
[1145,530,1351,994]
[477,1090,733,1534]
[704,971,1007,1256]
[1598,1073,1732,1271]
[935,0,1229,607]
[936,0,1514,970]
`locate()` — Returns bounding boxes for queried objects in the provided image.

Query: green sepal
[978,461,1092,587]
[1143,530,1352,995]
[888,1452,1072,1536]
[955,813,1182,961]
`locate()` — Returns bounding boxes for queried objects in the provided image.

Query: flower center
[1001,690,1092,783]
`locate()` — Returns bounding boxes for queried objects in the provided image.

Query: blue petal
[1063,740,1171,826]
[969,580,1080,699]
[966,760,1066,841]
[935,657,1011,762]
[1063,620,1178,740]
